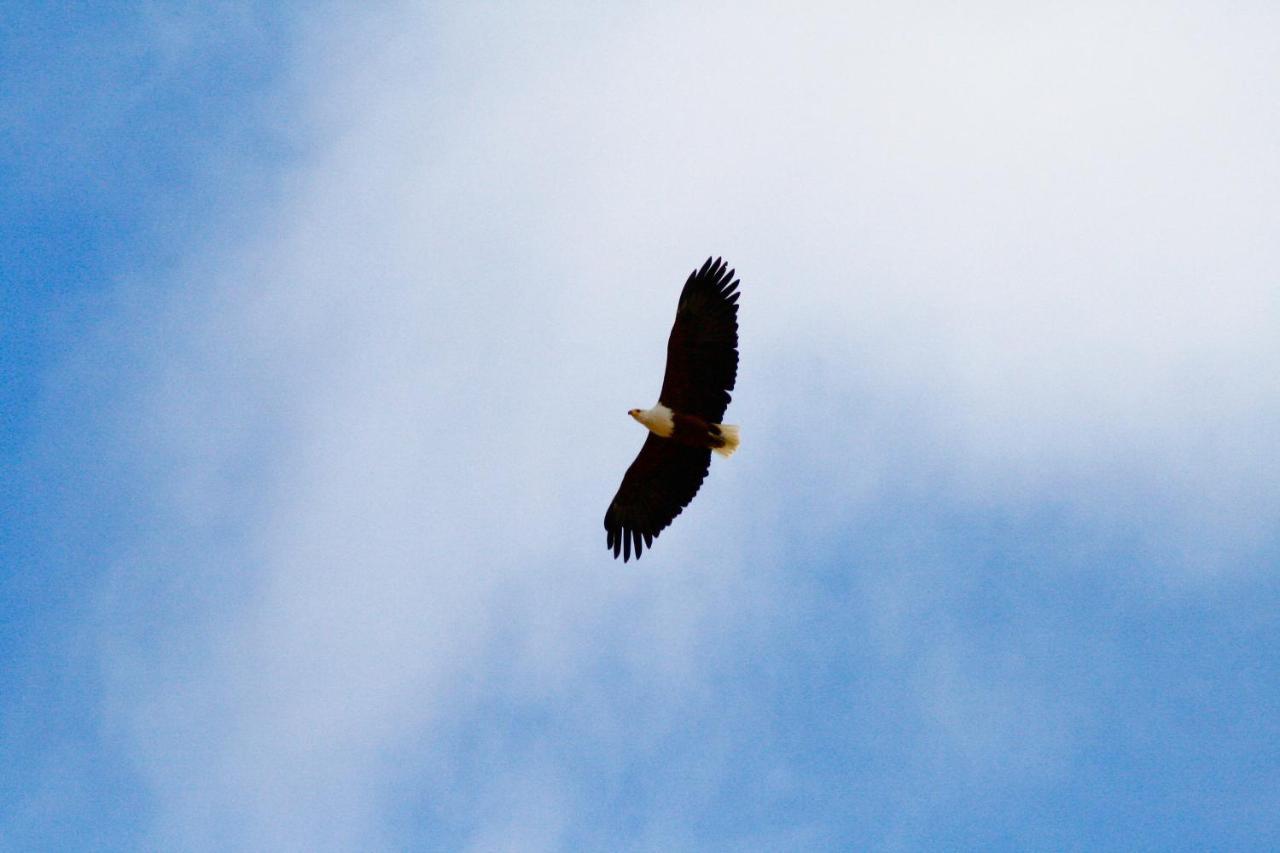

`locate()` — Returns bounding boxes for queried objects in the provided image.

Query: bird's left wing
[658,256,740,423]
[604,434,711,561]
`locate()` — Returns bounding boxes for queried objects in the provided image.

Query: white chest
[636,403,675,437]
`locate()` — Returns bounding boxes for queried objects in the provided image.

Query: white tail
[713,423,740,457]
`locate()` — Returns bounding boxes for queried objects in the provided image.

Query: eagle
[604,256,741,561]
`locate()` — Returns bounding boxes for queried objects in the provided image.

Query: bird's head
[628,408,642,421]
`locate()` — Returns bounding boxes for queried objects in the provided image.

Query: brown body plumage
[671,412,731,450]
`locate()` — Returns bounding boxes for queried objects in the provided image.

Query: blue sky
[4,3,1280,850]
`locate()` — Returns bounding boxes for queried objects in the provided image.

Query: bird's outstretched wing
[604,434,711,562]
[658,257,740,423]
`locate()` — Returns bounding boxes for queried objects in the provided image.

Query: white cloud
[97,2,1280,848]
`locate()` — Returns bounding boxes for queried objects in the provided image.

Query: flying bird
[604,256,741,561]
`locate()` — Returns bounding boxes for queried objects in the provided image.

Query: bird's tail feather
[713,424,740,457]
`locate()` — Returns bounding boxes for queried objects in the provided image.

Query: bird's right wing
[604,434,711,562]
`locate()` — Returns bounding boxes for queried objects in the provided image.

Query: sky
[3,2,1280,850]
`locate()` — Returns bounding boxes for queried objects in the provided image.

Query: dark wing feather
[658,256,740,423]
[604,434,712,562]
